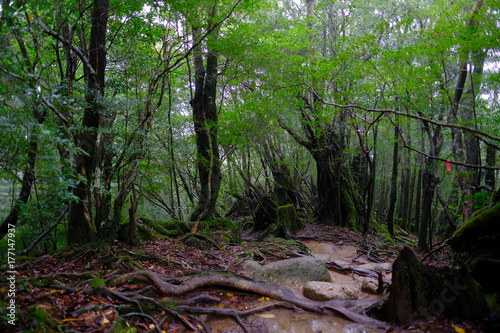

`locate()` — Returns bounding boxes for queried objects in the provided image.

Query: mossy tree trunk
[279,115,365,228]
[189,24,222,223]
[68,0,109,245]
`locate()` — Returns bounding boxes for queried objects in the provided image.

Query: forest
[1,0,499,332]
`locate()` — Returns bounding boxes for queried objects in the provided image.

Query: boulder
[241,259,262,272]
[386,246,488,325]
[303,281,358,301]
[251,256,332,286]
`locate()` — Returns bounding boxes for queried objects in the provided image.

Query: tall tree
[189,16,222,223]
[386,118,399,236]
[67,0,110,244]
[447,0,487,220]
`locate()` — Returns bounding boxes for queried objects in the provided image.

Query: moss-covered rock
[251,256,332,286]
[118,217,196,243]
[179,233,216,251]
[272,204,302,238]
[386,247,488,325]
[140,217,192,238]
[198,218,236,233]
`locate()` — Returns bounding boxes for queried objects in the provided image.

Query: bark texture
[189,26,222,222]
[68,0,109,244]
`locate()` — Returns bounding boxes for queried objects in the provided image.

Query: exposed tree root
[177,302,298,333]
[111,269,392,330]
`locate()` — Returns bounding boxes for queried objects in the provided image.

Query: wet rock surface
[250,256,332,286]
[303,281,358,301]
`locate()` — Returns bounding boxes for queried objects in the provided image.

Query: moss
[199,218,236,233]
[139,217,192,237]
[31,279,48,287]
[89,278,106,287]
[383,235,396,245]
[277,204,302,233]
[25,308,57,332]
[112,318,138,333]
[136,223,159,242]
[267,237,296,245]
[179,233,217,250]
[485,294,500,312]
[450,202,500,253]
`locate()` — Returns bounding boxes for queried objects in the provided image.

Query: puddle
[208,308,386,333]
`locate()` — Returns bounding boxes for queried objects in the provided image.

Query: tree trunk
[189,26,222,222]
[448,1,485,221]
[386,122,399,236]
[68,0,109,244]
[0,4,46,239]
[279,118,364,227]
[314,149,343,225]
[413,159,423,234]
[484,144,496,190]
[0,107,45,239]
[418,119,442,251]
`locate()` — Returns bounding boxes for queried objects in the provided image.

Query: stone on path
[303,281,358,301]
[250,256,332,286]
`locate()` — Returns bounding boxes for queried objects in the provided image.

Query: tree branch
[277,118,312,150]
[301,82,500,142]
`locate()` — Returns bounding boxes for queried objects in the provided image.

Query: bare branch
[301,82,500,142]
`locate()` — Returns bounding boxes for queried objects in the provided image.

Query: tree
[67,0,110,244]
[189,20,222,223]
[0,0,46,238]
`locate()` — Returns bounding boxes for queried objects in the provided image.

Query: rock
[241,259,262,271]
[387,246,488,325]
[251,256,332,286]
[331,259,351,268]
[361,279,379,295]
[358,262,392,272]
[311,253,330,262]
[303,281,358,301]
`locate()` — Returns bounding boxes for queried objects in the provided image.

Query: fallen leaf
[256,313,276,318]
[452,324,466,333]
[102,317,110,326]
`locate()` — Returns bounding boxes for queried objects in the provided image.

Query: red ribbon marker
[445,159,451,171]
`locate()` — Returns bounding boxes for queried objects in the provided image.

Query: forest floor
[0,223,487,333]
